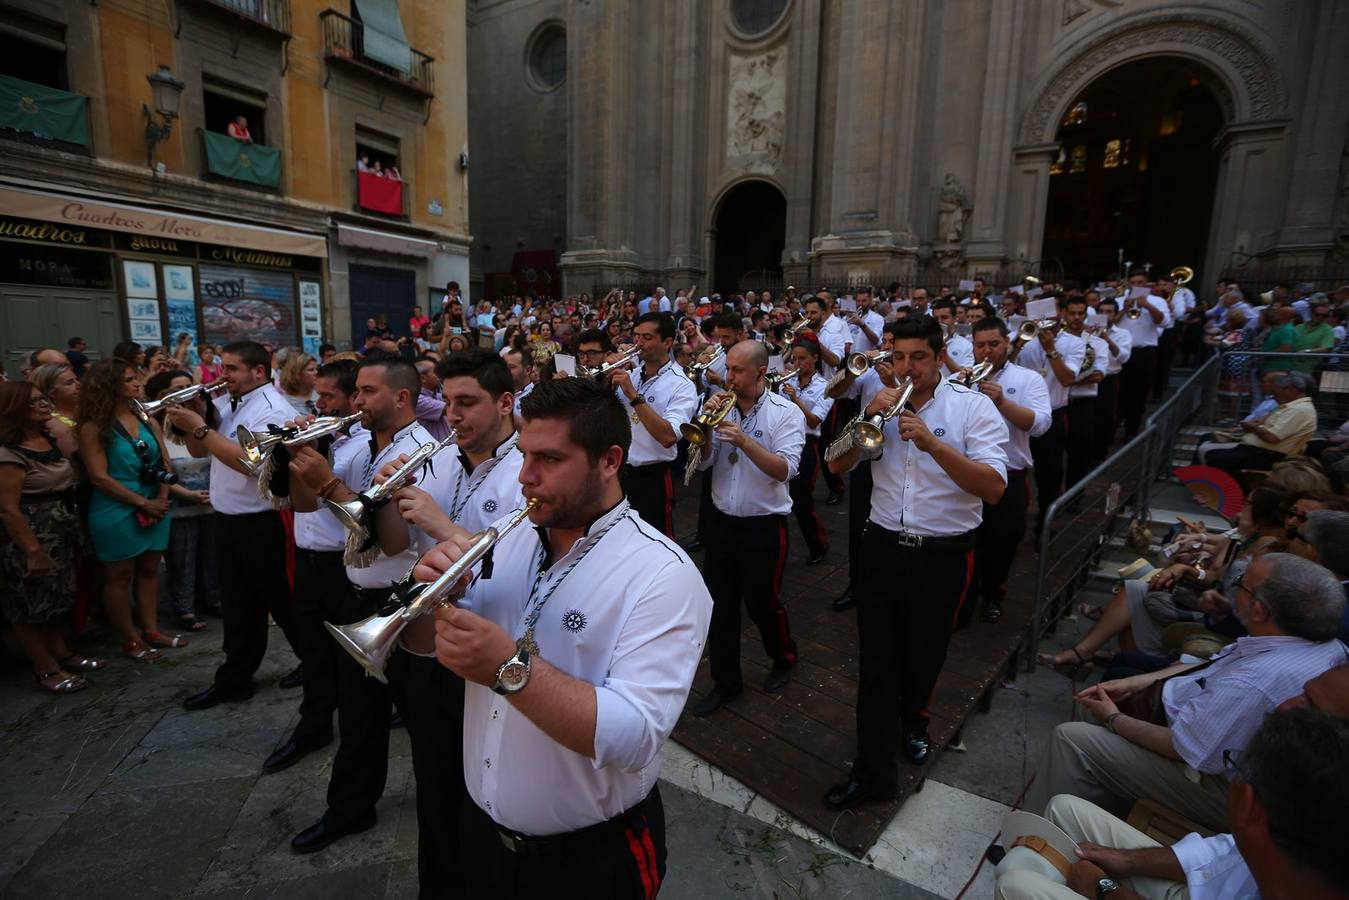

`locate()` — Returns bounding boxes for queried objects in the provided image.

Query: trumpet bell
[854,419,886,451]
[323,496,370,535]
[845,352,871,376]
[324,612,406,684]
[680,422,712,446]
[1170,266,1194,286]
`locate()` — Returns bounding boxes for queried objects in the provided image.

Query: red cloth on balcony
[358,170,403,215]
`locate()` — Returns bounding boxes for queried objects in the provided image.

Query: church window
[1102,139,1122,169]
[1062,101,1088,127]
[1069,144,1087,174]
[731,0,788,36]
[1050,147,1066,175]
[527,24,566,90]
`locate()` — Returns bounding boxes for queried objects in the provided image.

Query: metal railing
[1206,349,1349,431]
[320,10,434,97]
[183,0,291,35]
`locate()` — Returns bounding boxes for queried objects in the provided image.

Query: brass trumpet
[680,391,737,447]
[853,377,915,451]
[1170,265,1194,286]
[1008,318,1057,363]
[784,314,812,339]
[844,349,893,376]
[323,430,458,537]
[951,360,994,387]
[325,500,540,681]
[132,380,228,422]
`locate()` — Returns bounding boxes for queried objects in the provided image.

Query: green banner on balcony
[0,75,89,146]
[202,130,281,188]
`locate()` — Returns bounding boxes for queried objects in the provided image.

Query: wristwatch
[192,424,211,441]
[1047,350,1062,360]
[492,646,531,695]
[1097,877,1121,898]
[629,394,647,408]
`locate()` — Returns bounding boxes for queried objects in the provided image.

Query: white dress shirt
[1120,295,1172,347]
[294,424,367,552]
[1103,325,1133,374]
[987,363,1051,471]
[418,430,525,541]
[337,419,441,589]
[619,360,699,466]
[512,381,534,416]
[1014,332,1088,409]
[847,309,885,353]
[1174,285,1196,313]
[815,315,849,378]
[856,380,1008,536]
[787,372,834,438]
[209,383,293,515]
[942,334,975,374]
[699,389,806,517]
[1068,333,1110,399]
[1171,832,1256,900]
[841,367,890,408]
[460,499,712,836]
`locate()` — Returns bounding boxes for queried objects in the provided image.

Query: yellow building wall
[95,1,182,171]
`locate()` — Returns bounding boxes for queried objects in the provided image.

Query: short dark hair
[972,317,1009,338]
[222,340,270,372]
[319,342,336,356]
[144,370,192,401]
[111,341,142,363]
[713,312,743,332]
[317,359,358,396]
[1064,295,1088,311]
[855,286,873,298]
[519,376,631,466]
[435,347,514,398]
[634,312,675,341]
[576,328,613,351]
[446,281,460,291]
[750,309,767,325]
[803,295,826,311]
[882,320,908,339]
[502,345,535,369]
[1240,708,1349,890]
[930,298,957,315]
[358,356,421,399]
[1127,267,1148,279]
[1098,297,1119,313]
[67,336,84,348]
[889,316,944,354]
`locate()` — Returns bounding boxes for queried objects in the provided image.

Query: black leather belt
[865,523,974,552]
[492,787,659,857]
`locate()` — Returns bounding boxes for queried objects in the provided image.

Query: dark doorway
[1041,58,1223,285]
[713,180,786,293]
[349,263,416,339]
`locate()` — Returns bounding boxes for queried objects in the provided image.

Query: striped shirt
[1163,635,1348,775]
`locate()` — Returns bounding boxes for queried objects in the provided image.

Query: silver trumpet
[765,366,800,392]
[951,360,995,387]
[853,377,916,451]
[684,344,724,381]
[132,380,227,422]
[585,346,640,379]
[323,429,458,537]
[282,411,364,448]
[325,499,540,681]
[238,412,366,475]
[784,314,812,339]
[844,349,893,376]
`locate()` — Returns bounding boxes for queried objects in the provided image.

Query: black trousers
[854,527,974,790]
[695,468,714,544]
[402,655,467,897]
[819,400,848,495]
[1206,445,1286,483]
[325,585,410,830]
[788,436,828,557]
[457,787,666,900]
[213,509,299,692]
[1064,396,1097,488]
[1029,408,1067,535]
[846,460,873,590]
[962,470,1028,626]
[292,548,347,744]
[703,508,795,694]
[1094,374,1120,461]
[622,462,674,538]
[1154,327,1179,400]
[1119,345,1157,439]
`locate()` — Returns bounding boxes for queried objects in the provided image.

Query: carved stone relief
[726,48,787,174]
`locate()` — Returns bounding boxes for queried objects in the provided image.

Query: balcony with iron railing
[320,10,434,98]
[179,0,291,37]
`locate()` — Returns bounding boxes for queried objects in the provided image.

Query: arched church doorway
[1040,58,1223,284]
[711,180,786,293]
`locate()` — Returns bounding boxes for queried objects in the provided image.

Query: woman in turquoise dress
[77,359,185,661]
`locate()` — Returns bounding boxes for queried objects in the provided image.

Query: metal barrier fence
[1206,350,1349,431]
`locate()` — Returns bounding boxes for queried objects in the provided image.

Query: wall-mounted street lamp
[143,65,185,170]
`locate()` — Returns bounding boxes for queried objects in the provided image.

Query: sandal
[144,631,189,649]
[1077,601,1104,622]
[122,640,162,662]
[57,654,106,672]
[35,670,87,694]
[178,614,208,632]
[1036,646,1094,681]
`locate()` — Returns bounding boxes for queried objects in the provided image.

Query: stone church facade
[467,0,1349,297]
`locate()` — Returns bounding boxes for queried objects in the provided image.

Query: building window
[1102,139,1121,169]
[0,13,67,89]
[356,127,405,215]
[731,0,788,36]
[1069,144,1087,174]
[527,25,565,91]
[1050,147,1067,176]
[1061,101,1088,127]
[203,79,268,145]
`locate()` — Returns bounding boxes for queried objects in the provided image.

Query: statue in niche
[937,173,971,245]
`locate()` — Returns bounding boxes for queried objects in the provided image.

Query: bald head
[728,339,768,370]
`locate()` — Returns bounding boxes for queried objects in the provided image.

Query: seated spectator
[1287,509,1349,643]
[386,165,401,181]
[357,153,372,173]
[1025,553,1346,831]
[65,337,89,379]
[1266,456,1333,494]
[1197,373,1318,479]
[227,116,252,142]
[997,681,1349,900]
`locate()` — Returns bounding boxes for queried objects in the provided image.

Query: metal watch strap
[192,424,210,440]
[629,394,646,407]
[492,647,530,695]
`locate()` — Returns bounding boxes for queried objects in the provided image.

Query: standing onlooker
[29,363,80,457]
[278,352,319,416]
[197,344,222,384]
[408,305,430,337]
[65,337,89,379]
[112,341,146,371]
[0,382,101,693]
[77,360,182,660]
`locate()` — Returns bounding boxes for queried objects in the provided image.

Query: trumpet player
[413,378,711,898]
[691,341,805,717]
[1116,268,1172,440]
[1088,296,1132,461]
[605,313,698,537]
[803,294,849,502]
[779,338,833,566]
[1062,296,1109,491]
[957,318,1051,627]
[685,313,743,553]
[932,299,975,375]
[823,317,1007,810]
[165,340,302,712]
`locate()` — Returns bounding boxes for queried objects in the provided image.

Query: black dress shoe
[982,600,1003,623]
[182,684,254,711]
[905,729,930,764]
[824,492,842,506]
[832,586,855,612]
[263,733,333,774]
[824,778,895,811]
[692,688,739,717]
[806,549,828,566]
[291,812,377,855]
[763,660,794,693]
[684,539,703,552]
[278,664,304,690]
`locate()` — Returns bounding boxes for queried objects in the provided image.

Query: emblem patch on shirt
[561,609,588,633]
[934,428,946,437]
[1007,387,1017,394]
[482,499,498,514]
[754,430,763,438]
[646,395,654,403]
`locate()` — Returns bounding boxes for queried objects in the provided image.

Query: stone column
[664,0,705,287]
[1002,143,1059,275]
[1203,121,1290,280]
[780,0,823,285]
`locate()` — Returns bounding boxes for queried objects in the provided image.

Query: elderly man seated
[996,666,1349,900]
[1288,509,1349,643]
[1024,554,1345,832]
[1197,373,1318,480]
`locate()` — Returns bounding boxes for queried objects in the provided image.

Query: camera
[140,463,179,487]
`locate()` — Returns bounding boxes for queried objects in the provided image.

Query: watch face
[499,661,529,692]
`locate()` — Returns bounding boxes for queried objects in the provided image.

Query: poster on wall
[122,260,157,298]
[164,264,200,367]
[198,263,297,352]
[127,297,163,344]
[298,280,323,357]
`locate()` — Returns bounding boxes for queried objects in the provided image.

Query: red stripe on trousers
[661,468,674,539]
[625,826,655,900]
[921,549,976,719]
[640,820,661,895]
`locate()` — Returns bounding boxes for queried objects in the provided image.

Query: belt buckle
[896,531,924,548]
[497,831,523,853]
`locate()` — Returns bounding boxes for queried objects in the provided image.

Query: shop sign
[0,243,114,289]
[0,214,111,248]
